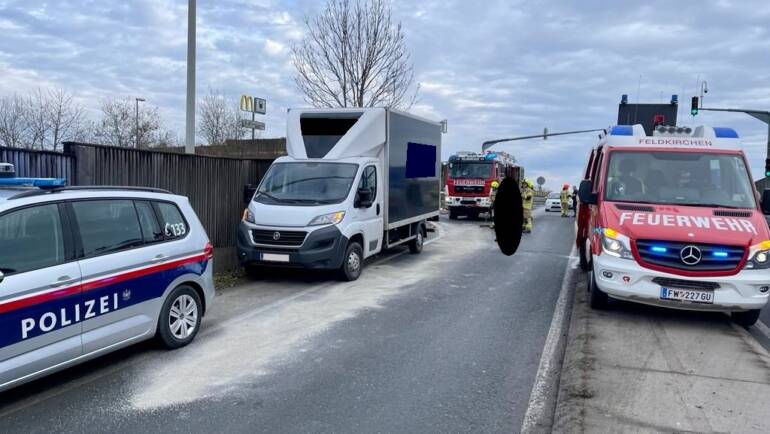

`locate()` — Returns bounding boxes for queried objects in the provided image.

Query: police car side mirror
[578,180,597,205]
[761,189,770,215]
[0,270,4,284]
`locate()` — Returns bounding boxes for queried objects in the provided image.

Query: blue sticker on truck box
[405,142,437,178]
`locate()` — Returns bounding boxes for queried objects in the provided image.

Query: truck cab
[577,124,770,326]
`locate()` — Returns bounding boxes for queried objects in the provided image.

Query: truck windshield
[449,162,492,179]
[604,151,756,209]
[255,162,358,205]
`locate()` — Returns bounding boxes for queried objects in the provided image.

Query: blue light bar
[712,251,729,258]
[0,178,67,188]
[609,125,633,136]
[650,246,668,254]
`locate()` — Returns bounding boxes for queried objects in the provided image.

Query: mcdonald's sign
[240,95,267,114]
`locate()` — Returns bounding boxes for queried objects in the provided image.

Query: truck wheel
[340,241,363,281]
[449,209,458,220]
[588,269,609,310]
[157,285,203,349]
[468,210,480,220]
[579,239,590,271]
[409,226,424,254]
[731,309,760,327]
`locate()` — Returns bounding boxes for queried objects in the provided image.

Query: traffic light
[765,158,770,178]
[690,97,699,116]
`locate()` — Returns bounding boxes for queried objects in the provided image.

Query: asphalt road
[0,208,576,433]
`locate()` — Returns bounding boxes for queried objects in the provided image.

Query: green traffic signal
[690,96,699,116]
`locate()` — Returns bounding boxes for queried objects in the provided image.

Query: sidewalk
[553,271,770,433]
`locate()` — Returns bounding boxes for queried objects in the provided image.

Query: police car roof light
[0,177,67,188]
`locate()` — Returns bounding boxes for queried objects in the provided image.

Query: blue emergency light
[712,251,729,258]
[650,246,668,254]
[0,177,67,188]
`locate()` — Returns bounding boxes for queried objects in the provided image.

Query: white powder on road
[129,222,490,410]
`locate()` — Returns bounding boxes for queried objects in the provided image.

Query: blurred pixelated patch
[494,177,523,256]
[405,142,436,178]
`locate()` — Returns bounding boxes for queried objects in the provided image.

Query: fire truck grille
[635,240,744,272]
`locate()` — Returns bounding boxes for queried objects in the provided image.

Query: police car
[576,125,770,326]
[0,164,215,392]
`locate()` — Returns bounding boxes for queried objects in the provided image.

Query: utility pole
[135,98,145,148]
[184,0,196,155]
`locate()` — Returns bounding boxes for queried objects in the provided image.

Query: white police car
[0,165,214,392]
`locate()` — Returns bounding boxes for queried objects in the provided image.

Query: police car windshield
[449,162,492,179]
[547,192,560,199]
[255,162,358,205]
[604,151,756,209]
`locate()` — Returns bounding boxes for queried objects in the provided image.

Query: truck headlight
[242,208,256,224]
[308,211,345,226]
[745,240,770,269]
[601,228,633,260]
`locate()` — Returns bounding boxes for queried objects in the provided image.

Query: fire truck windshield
[449,161,493,179]
[604,151,756,209]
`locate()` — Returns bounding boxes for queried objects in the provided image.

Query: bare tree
[46,88,85,150]
[292,0,419,108]
[24,88,48,149]
[94,96,162,148]
[198,88,244,146]
[0,94,29,148]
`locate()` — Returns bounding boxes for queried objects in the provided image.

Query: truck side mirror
[761,189,770,215]
[578,180,597,205]
[243,184,258,205]
[355,188,373,208]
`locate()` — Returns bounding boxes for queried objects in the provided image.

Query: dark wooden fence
[0,146,75,179]
[61,142,273,270]
[2,144,273,271]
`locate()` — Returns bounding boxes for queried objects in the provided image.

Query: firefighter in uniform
[521,179,534,233]
[489,180,500,229]
[560,183,570,217]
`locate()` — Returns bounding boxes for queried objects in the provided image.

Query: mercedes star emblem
[680,245,702,266]
[272,231,281,241]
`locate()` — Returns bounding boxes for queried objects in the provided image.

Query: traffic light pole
[481,128,604,152]
[698,107,770,177]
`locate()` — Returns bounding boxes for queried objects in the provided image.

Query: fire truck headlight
[745,241,770,269]
[601,228,633,260]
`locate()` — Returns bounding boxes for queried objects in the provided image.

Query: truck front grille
[636,240,744,272]
[251,229,307,247]
[651,277,720,291]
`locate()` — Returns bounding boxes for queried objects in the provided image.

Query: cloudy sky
[1,0,770,189]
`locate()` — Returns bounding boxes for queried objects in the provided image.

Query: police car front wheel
[157,285,203,349]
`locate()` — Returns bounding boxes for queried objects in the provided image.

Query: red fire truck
[576,124,770,325]
[445,151,522,220]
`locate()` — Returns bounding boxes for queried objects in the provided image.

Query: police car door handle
[50,276,76,288]
[152,254,167,263]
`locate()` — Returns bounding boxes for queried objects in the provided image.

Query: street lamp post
[135,97,145,148]
[185,0,196,154]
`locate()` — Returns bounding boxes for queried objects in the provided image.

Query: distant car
[545,192,574,212]
[0,171,214,392]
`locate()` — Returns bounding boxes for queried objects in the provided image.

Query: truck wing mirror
[355,188,373,208]
[243,184,258,205]
[761,189,770,215]
[578,180,597,205]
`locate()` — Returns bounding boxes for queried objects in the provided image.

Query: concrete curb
[520,246,579,433]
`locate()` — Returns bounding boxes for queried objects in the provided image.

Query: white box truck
[237,108,442,280]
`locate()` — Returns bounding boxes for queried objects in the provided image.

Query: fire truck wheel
[731,309,760,327]
[588,269,609,310]
[468,210,480,220]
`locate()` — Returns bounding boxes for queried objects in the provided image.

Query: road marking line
[521,245,578,434]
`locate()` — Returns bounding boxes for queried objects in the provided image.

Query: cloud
[1,0,770,187]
